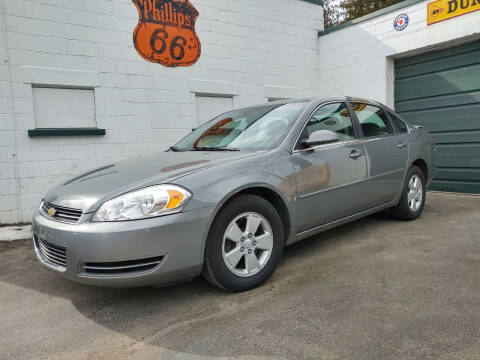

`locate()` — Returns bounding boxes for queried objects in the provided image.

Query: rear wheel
[202,195,284,292]
[391,165,426,221]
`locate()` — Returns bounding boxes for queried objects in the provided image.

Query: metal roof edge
[300,0,324,6]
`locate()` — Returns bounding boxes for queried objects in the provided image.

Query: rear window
[351,103,394,138]
[388,112,408,133]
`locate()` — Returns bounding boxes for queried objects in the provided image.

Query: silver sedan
[32,97,436,292]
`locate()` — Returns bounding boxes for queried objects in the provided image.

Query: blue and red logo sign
[394,14,409,31]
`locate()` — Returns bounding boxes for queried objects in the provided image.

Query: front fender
[174,149,298,247]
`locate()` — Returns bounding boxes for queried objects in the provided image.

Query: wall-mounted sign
[132,0,201,67]
[428,0,480,25]
[394,14,409,31]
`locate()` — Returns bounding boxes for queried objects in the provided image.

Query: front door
[349,103,409,206]
[293,102,370,233]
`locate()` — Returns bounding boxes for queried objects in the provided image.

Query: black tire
[202,195,284,292]
[391,165,426,221]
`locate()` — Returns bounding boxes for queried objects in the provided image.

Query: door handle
[397,142,407,149]
[349,150,363,159]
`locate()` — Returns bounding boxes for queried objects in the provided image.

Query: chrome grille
[41,201,83,224]
[34,236,67,271]
[83,256,165,276]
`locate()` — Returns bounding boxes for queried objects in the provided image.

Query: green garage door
[395,40,480,194]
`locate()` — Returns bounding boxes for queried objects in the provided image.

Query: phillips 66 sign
[132,0,201,67]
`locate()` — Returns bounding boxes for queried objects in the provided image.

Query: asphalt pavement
[1,192,479,360]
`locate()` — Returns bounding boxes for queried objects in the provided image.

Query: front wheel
[202,195,284,292]
[391,165,426,221]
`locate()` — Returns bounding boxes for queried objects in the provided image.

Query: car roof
[248,96,388,108]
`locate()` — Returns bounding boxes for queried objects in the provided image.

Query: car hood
[44,151,256,213]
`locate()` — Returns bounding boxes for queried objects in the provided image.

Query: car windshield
[173,102,308,151]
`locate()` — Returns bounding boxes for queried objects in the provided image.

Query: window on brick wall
[195,95,233,127]
[32,86,96,128]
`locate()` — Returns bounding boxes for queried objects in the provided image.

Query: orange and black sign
[132,0,201,67]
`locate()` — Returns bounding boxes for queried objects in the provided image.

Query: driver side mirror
[301,130,340,148]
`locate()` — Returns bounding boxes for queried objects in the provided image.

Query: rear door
[349,103,408,206]
[387,110,411,157]
[292,102,370,232]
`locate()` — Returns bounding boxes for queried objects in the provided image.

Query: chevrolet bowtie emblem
[47,207,57,217]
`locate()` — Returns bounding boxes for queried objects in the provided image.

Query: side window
[351,103,394,138]
[304,103,355,142]
[388,112,408,133]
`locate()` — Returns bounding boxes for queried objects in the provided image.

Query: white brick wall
[0,0,323,224]
[0,0,20,224]
[318,0,480,106]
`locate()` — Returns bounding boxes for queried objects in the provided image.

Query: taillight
[429,134,435,146]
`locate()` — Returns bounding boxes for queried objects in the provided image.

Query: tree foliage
[323,0,344,29]
[323,0,405,29]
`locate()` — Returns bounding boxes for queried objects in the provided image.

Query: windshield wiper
[193,146,240,152]
[169,146,189,152]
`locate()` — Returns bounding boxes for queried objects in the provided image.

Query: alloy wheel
[408,174,423,211]
[222,212,273,277]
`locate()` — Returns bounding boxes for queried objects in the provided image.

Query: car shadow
[0,211,401,358]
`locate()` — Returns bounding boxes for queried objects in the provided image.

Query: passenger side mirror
[301,130,340,148]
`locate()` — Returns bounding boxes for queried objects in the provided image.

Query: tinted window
[351,103,394,138]
[388,112,408,133]
[305,103,355,142]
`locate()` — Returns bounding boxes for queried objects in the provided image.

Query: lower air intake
[35,236,67,271]
[83,256,165,276]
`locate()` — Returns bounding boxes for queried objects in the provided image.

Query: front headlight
[92,185,191,222]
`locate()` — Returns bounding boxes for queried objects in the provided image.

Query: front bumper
[32,207,215,287]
